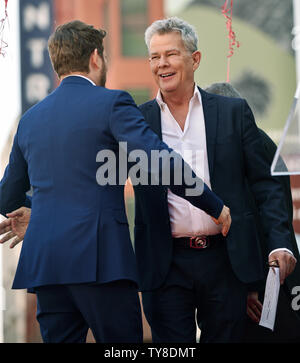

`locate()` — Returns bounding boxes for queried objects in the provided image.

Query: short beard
[99,60,107,87]
[99,71,106,87]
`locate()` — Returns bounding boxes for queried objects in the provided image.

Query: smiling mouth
[159,72,176,79]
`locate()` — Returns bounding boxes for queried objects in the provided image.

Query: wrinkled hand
[247,291,262,323]
[0,207,31,248]
[212,205,231,237]
[269,250,297,285]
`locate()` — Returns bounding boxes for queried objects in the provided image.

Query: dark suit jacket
[134,88,292,291]
[0,77,223,290]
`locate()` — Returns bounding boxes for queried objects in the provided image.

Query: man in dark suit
[205,82,300,342]
[133,17,297,343]
[0,21,230,343]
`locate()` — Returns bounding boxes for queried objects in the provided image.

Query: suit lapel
[144,100,162,140]
[199,88,219,179]
[143,92,219,180]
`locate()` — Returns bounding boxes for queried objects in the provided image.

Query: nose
[158,55,169,68]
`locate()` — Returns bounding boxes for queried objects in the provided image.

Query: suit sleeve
[109,91,224,219]
[242,100,292,252]
[259,130,295,238]
[0,129,30,216]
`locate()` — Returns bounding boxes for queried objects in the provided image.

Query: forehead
[149,31,186,53]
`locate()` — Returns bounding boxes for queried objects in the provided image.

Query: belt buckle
[190,235,209,249]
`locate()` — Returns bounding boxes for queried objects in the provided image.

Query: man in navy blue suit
[0,21,230,343]
[132,17,297,342]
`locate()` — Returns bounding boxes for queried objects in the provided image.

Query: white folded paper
[259,267,280,331]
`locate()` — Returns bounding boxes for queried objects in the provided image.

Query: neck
[161,83,195,107]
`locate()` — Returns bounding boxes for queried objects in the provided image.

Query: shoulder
[201,87,245,108]
[80,87,140,114]
[90,86,125,99]
[202,88,252,125]
[18,95,51,129]
[78,85,132,101]
[101,88,138,105]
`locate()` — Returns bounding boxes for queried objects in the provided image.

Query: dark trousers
[35,280,143,343]
[142,242,247,343]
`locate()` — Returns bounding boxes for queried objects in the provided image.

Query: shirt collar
[193,84,202,104]
[156,84,201,110]
[156,89,165,108]
[64,75,96,86]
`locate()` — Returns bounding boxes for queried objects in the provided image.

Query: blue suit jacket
[134,88,292,291]
[0,77,223,290]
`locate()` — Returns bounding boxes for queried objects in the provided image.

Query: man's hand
[247,291,262,323]
[212,205,231,237]
[269,250,297,285]
[0,207,31,248]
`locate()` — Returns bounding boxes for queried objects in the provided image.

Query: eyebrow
[149,49,180,56]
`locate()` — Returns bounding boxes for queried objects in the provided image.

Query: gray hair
[145,17,198,54]
[204,82,242,98]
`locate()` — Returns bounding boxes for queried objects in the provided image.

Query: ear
[192,51,201,71]
[89,48,103,70]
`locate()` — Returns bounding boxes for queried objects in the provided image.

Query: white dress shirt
[157,85,222,238]
[157,85,293,257]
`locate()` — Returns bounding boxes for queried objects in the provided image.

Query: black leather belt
[173,234,224,250]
